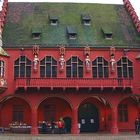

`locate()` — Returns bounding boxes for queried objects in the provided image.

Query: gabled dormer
[32,28,42,39]
[101,26,113,40]
[66,26,77,40]
[49,15,59,26]
[81,14,91,26]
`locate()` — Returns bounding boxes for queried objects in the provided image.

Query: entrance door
[63,117,71,133]
[78,103,99,132]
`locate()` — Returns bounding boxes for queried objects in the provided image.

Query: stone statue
[33,55,39,71]
[59,54,65,71]
[110,55,116,71]
[0,61,4,77]
[0,78,7,87]
[85,54,91,71]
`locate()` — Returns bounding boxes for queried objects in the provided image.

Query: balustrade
[15,78,132,90]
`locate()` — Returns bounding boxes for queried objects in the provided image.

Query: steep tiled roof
[2,2,140,48]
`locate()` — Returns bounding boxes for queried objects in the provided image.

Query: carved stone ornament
[33,45,40,72]
[0,78,7,87]
[85,54,91,72]
[59,54,65,71]
[59,45,65,72]
[84,46,91,72]
[110,47,116,73]
[33,55,39,72]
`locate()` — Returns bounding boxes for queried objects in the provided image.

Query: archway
[0,96,31,129]
[78,103,99,132]
[78,96,111,133]
[118,95,140,132]
[38,97,72,133]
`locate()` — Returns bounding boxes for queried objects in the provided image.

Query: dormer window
[32,28,42,39]
[101,26,113,40]
[49,15,58,25]
[66,26,77,39]
[81,14,91,26]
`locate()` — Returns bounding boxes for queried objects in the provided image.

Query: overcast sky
[0,0,140,19]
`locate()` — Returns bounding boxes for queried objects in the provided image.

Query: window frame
[66,56,83,78]
[92,57,109,78]
[118,104,128,122]
[12,105,24,122]
[40,56,57,78]
[117,57,133,79]
[14,56,31,78]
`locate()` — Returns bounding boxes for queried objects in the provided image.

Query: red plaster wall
[38,97,72,123]
[0,97,31,127]
[118,98,138,131]
[0,47,140,131]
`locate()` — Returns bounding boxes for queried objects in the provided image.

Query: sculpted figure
[110,55,116,71]
[59,55,65,70]
[33,55,39,71]
[85,55,91,71]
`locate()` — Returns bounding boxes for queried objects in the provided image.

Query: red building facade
[0,0,140,135]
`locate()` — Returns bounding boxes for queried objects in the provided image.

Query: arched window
[66,56,83,78]
[117,57,133,78]
[40,56,57,78]
[14,56,31,78]
[0,60,4,78]
[92,57,109,78]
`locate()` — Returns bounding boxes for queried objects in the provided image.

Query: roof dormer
[66,26,77,40]
[101,26,113,40]
[81,14,91,26]
[49,15,59,26]
[32,28,42,39]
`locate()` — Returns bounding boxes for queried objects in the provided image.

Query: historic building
[0,0,140,135]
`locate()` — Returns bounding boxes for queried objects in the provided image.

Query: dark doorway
[63,117,71,133]
[78,103,99,133]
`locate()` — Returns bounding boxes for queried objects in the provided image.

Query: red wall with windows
[0,97,31,127]
[0,47,140,133]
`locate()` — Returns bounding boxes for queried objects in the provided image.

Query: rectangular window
[78,67,83,78]
[118,104,128,122]
[14,66,19,78]
[13,105,24,122]
[92,67,97,78]
[123,64,128,78]
[104,67,108,78]
[20,63,25,77]
[72,63,77,77]
[98,64,103,78]
[117,67,122,78]
[26,66,31,77]
[128,67,133,78]
[52,66,57,78]
[44,105,56,121]
[66,67,71,78]
[46,63,51,78]
[40,66,45,77]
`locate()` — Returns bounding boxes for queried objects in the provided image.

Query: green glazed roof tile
[2,2,140,48]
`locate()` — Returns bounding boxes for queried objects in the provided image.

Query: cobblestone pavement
[0,133,140,140]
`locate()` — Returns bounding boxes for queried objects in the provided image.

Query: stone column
[111,105,118,134]
[31,107,38,135]
[137,104,140,118]
[71,108,79,134]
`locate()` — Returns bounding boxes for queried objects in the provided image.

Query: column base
[111,127,118,134]
[71,127,80,134]
[31,127,39,135]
